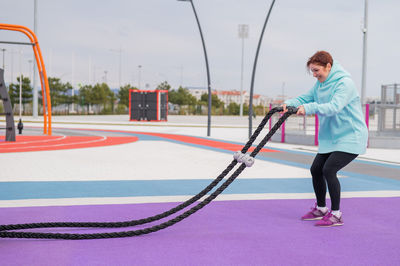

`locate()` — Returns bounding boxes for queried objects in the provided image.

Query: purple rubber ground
[1,197,399,265]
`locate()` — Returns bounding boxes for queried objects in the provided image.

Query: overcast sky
[1,0,399,98]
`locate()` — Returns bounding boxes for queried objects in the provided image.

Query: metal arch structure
[0,68,16,141]
[248,0,276,139]
[0,23,52,135]
[178,0,212,137]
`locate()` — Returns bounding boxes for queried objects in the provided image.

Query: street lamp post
[11,48,14,84]
[32,0,38,118]
[179,65,184,87]
[88,56,92,85]
[1,48,5,89]
[248,0,276,139]
[110,47,122,88]
[238,24,249,117]
[71,52,75,113]
[138,65,142,89]
[178,0,211,136]
[28,59,33,87]
[1,48,5,70]
[361,0,368,106]
[104,70,108,83]
[19,49,23,119]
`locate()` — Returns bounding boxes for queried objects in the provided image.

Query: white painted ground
[0,140,311,182]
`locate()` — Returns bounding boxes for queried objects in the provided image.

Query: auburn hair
[307,51,333,68]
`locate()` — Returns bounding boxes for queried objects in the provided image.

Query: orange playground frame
[0,23,52,135]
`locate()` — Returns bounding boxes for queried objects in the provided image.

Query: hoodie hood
[322,60,351,85]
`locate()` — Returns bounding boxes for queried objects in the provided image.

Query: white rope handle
[233,151,255,167]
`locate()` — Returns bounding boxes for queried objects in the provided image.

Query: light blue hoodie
[284,61,368,155]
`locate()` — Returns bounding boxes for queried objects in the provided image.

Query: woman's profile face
[309,63,331,83]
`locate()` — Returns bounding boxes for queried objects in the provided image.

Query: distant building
[271,98,285,106]
[186,86,271,107]
[212,90,244,107]
[186,87,208,100]
[244,93,272,107]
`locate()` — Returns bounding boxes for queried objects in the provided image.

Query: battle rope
[0,106,298,239]
[0,106,289,231]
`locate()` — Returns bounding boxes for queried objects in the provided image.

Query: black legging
[310,151,358,211]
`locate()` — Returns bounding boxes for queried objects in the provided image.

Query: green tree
[48,77,73,107]
[243,103,249,115]
[200,93,224,108]
[91,83,115,113]
[169,87,197,106]
[118,84,137,107]
[79,85,93,113]
[226,102,240,115]
[156,81,171,91]
[240,104,265,116]
[66,94,79,112]
[108,90,117,114]
[8,76,32,113]
[254,104,266,116]
[91,83,107,106]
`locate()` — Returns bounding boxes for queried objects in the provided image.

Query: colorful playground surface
[0,117,399,265]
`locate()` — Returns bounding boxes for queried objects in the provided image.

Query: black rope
[0,106,297,239]
[0,106,287,231]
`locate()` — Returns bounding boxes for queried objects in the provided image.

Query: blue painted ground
[1,174,400,200]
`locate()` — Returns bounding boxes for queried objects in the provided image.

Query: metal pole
[49,48,52,77]
[240,36,244,117]
[248,0,276,139]
[71,52,75,113]
[104,70,108,83]
[118,47,122,88]
[0,41,34,46]
[32,0,38,118]
[138,65,142,89]
[28,59,33,87]
[361,0,368,106]
[1,48,5,70]
[238,24,249,117]
[19,50,23,119]
[393,84,397,130]
[88,56,92,85]
[188,0,212,136]
[180,65,183,87]
[110,48,122,88]
[11,48,14,84]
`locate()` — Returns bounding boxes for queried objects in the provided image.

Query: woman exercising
[282,51,368,227]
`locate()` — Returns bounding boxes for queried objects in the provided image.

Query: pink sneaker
[315,211,344,227]
[301,204,327,220]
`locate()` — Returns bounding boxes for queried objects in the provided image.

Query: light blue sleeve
[284,86,315,107]
[303,79,354,116]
